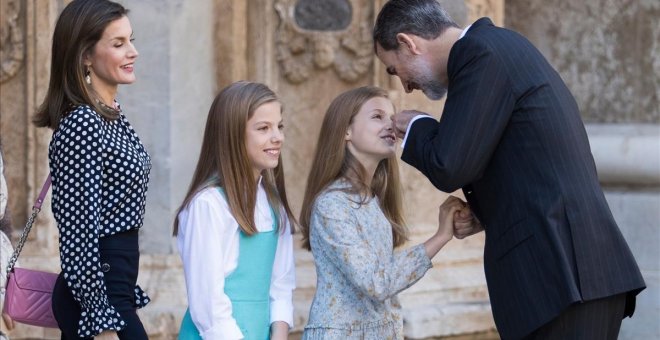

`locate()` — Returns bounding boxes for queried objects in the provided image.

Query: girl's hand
[424,196,463,258]
[95,331,119,340]
[436,195,465,241]
[270,321,289,340]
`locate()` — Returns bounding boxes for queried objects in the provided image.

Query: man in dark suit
[373,0,645,339]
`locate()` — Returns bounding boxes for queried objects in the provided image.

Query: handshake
[439,195,483,241]
[424,196,483,258]
[451,197,483,239]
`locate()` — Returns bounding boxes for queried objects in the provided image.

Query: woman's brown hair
[33,0,128,129]
[173,81,296,236]
[300,86,407,250]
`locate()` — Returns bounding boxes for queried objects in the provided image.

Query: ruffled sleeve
[134,285,150,308]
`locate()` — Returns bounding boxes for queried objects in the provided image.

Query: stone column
[114,0,216,336]
[119,0,216,254]
[587,126,660,339]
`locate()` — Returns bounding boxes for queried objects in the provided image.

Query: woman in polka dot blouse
[33,1,150,339]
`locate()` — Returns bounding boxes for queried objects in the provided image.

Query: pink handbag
[2,175,59,328]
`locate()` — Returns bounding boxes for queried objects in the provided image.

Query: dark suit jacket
[402,17,645,339]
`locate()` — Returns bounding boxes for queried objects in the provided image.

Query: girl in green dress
[175,81,296,340]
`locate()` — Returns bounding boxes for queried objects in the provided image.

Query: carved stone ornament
[275,0,373,84]
[0,0,25,83]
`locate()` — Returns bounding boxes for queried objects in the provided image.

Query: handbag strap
[5,174,52,275]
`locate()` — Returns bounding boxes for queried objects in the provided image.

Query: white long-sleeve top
[177,182,296,340]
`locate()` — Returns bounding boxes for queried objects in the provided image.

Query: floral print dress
[303,179,433,340]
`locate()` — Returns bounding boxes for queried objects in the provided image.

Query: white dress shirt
[177,180,296,339]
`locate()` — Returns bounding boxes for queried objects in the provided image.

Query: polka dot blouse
[48,104,151,337]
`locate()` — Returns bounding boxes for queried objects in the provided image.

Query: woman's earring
[85,69,91,85]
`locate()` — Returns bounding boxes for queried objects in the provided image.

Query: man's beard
[413,61,448,100]
[422,82,448,100]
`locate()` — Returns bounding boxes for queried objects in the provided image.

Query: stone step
[294,266,489,304]
[402,302,497,339]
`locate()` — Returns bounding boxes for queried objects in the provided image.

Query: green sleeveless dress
[179,188,278,339]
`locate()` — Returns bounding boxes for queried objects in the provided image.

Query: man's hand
[391,110,430,139]
[453,204,484,239]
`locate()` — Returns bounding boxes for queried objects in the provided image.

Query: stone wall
[0,0,61,267]
[506,0,659,123]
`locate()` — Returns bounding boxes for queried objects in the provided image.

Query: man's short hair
[373,0,458,51]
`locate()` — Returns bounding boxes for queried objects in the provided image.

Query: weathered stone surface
[440,0,469,27]
[465,0,504,26]
[403,303,496,339]
[0,0,29,232]
[506,0,660,123]
[1,0,60,256]
[0,0,25,83]
[275,0,373,84]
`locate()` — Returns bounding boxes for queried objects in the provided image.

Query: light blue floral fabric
[303,179,433,340]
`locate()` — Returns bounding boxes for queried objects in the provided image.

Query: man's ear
[395,33,422,55]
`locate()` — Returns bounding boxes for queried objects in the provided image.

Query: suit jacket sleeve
[402,37,516,192]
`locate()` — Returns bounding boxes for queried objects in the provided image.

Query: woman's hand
[95,331,119,340]
[2,312,15,330]
[270,321,289,340]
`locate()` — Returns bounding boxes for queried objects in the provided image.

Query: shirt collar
[459,24,472,40]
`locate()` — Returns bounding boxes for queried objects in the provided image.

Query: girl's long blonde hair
[173,81,295,236]
[300,86,407,250]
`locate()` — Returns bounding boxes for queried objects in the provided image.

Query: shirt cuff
[401,115,435,150]
[78,302,124,337]
[201,318,244,340]
[270,299,294,329]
